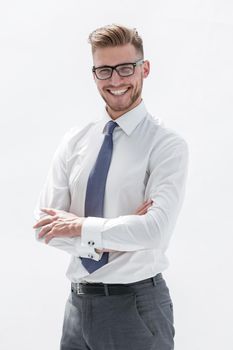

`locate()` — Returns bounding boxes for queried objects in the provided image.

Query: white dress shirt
[34,100,189,284]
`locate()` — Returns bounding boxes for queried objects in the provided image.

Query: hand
[134,199,153,215]
[95,199,154,253]
[33,208,85,244]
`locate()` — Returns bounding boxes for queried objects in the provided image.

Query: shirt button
[88,240,95,246]
[88,253,94,259]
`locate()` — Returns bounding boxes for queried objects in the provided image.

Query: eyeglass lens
[96,64,134,79]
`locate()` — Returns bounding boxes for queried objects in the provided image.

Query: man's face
[92,44,150,119]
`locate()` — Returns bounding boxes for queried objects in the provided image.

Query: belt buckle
[77,284,85,295]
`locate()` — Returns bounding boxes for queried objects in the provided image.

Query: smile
[107,88,130,96]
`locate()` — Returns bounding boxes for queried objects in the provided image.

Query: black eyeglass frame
[92,58,145,80]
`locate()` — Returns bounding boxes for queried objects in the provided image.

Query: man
[33,24,188,350]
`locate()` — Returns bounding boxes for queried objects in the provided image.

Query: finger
[33,218,51,228]
[40,208,57,216]
[135,200,153,214]
[44,226,65,244]
[140,199,153,209]
[136,207,149,215]
[33,215,58,228]
[136,202,153,215]
[38,223,55,238]
[44,233,55,244]
[135,200,150,213]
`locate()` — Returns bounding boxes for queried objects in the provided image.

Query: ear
[92,71,97,82]
[142,60,150,78]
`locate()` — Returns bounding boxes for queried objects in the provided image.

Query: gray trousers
[60,274,175,350]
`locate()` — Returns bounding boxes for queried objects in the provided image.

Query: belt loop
[104,284,109,296]
[152,276,156,287]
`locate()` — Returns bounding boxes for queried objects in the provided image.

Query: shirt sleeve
[33,131,102,261]
[81,138,189,252]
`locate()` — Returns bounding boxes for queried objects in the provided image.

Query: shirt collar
[102,100,148,136]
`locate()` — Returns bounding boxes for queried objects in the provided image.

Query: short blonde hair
[88,24,144,58]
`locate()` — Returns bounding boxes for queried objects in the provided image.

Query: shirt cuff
[81,216,107,251]
[35,227,103,261]
[74,239,104,261]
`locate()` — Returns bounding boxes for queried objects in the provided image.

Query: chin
[108,101,133,112]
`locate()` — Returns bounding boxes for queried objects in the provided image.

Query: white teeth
[109,89,128,95]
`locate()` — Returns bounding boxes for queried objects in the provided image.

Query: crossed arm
[33,199,153,253]
[33,132,188,258]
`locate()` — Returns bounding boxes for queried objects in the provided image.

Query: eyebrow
[93,62,135,69]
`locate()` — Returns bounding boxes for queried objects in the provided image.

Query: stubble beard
[100,76,143,113]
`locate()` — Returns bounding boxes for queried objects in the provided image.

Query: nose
[110,68,124,86]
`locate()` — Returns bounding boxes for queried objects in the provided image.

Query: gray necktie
[80,120,118,273]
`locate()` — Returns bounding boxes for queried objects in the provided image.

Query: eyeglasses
[92,58,144,80]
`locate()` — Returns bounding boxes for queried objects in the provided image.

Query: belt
[71,273,162,296]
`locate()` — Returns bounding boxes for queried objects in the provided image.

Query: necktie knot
[104,120,118,135]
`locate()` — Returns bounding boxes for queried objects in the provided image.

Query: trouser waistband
[71,273,163,296]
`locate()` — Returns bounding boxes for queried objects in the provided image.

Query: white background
[0,1,233,349]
